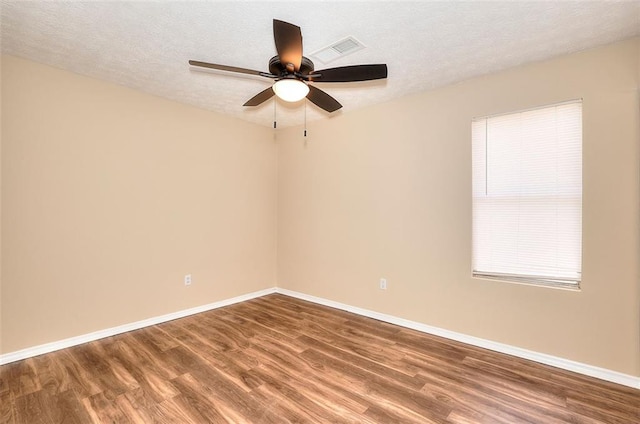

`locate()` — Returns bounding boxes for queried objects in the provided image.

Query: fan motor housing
[269,55,315,76]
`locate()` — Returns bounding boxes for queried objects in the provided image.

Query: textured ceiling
[2,1,639,128]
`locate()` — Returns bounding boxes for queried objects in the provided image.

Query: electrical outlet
[184,274,192,286]
[379,278,387,290]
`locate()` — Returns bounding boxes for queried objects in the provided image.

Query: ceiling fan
[189,19,388,113]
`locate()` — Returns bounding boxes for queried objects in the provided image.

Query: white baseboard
[275,288,640,390]
[0,287,276,366]
[2,285,638,390]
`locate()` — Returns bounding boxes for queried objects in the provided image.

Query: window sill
[472,272,581,291]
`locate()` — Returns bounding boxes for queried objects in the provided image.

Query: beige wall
[1,55,277,353]
[277,38,640,376]
[0,55,3,355]
[2,38,639,378]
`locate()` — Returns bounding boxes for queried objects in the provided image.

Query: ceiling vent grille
[310,36,365,64]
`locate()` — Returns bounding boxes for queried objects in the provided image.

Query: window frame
[471,100,583,290]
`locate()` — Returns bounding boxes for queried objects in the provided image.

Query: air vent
[310,36,365,64]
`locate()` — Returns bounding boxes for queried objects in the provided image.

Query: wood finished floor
[1,294,638,423]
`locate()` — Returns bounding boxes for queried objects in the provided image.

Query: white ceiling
[2,1,639,128]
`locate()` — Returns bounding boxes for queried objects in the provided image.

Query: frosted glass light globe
[273,79,309,102]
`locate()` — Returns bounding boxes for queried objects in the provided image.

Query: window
[472,101,582,289]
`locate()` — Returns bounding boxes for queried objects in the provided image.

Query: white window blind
[472,101,582,288]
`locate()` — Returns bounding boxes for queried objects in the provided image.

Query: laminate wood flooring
[1,294,638,423]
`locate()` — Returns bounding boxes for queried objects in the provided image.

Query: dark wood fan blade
[273,19,302,72]
[306,85,342,113]
[243,87,275,106]
[189,60,276,78]
[310,64,388,82]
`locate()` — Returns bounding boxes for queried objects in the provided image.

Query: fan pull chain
[273,98,277,129]
[304,99,307,139]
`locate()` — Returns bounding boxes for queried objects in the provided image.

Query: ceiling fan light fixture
[189,19,387,113]
[273,78,309,102]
